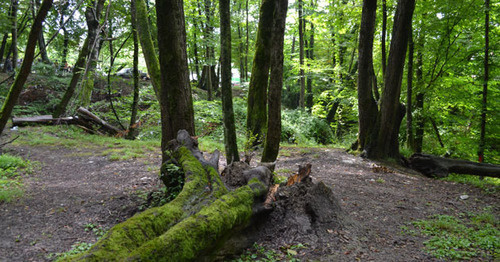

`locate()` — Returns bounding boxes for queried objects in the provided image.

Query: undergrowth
[0,154,32,202]
[402,209,499,260]
[441,174,499,194]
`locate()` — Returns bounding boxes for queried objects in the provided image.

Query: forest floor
[0,130,498,261]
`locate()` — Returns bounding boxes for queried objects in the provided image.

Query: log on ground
[409,153,500,178]
[61,130,272,261]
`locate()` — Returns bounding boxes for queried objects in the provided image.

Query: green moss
[127,179,266,261]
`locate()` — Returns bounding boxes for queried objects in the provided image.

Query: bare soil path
[0,144,497,261]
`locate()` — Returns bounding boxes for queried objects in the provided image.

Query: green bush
[281,109,334,145]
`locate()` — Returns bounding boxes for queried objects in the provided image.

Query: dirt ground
[0,142,498,261]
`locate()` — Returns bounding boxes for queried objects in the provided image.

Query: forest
[0,0,498,261]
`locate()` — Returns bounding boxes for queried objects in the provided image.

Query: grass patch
[404,210,499,260]
[441,174,499,194]
[12,126,161,161]
[0,154,31,203]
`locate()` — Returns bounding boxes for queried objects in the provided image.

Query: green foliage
[159,162,185,202]
[441,174,499,194]
[0,154,30,203]
[281,109,334,145]
[52,242,94,260]
[406,211,499,260]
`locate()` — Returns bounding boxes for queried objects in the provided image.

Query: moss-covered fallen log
[61,130,271,261]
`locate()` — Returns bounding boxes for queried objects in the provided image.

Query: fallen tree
[61,130,350,261]
[409,153,500,178]
[11,107,121,136]
[61,130,272,261]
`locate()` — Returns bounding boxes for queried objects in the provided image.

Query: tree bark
[156,0,195,162]
[478,0,489,162]
[52,37,89,118]
[371,0,415,159]
[262,0,288,163]
[409,153,500,178]
[34,0,50,64]
[298,0,305,108]
[134,0,160,99]
[0,34,8,64]
[406,28,414,149]
[381,0,387,77]
[305,21,314,110]
[59,130,271,261]
[246,0,275,142]
[11,0,19,71]
[414,36,424,153]
[0,0,53,136]
[79,0,105,107]
[356,0,378,152]
[127,0,140,140]
[220,0,239,164]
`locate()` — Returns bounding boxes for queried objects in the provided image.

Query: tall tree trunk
[478,0,489,163]
[406,28,414,149]
[60,0,70,67]
[11,0,18,70]
[381,0,387,77]
[156,0,195,163]
[0,34,8,63]
[192,14,201,81]
[79,0,105,107]
[298,0,305,108]
[0,0,53,135]
[262,0,288,163]
[53,38,90,117]
[246,0,275,142]
[305,21,314,110]
[356,0,378,152]
[414,36,424,153]
[127,0,140,140]
[220,0,239,164]
[245,0,249,82]
[371,0,415,159]
[34,0,50,63]
[135,0,160,99]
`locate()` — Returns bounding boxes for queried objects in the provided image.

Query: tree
[0,0,53,135]
[298,0,305,108]
[53,0,105,117]
[262,0,288,163]
[356,0,415,160]
[219,0,239,164]
[246,0,275,143]
[11,0,18,70]
[156,0,195,162]
[126,0,140,140]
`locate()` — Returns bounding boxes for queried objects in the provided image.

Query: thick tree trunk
[60,130,271,261]
[370,0,415,159]
[356,0,378,152]
[409,153,500,178]
[246,0,275,142]
[134,0,160,99]
[262,0,288,163]
[220,0,239,164]
[156,0,195,162]
[0,0,53,136]
[127,0,140,140]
